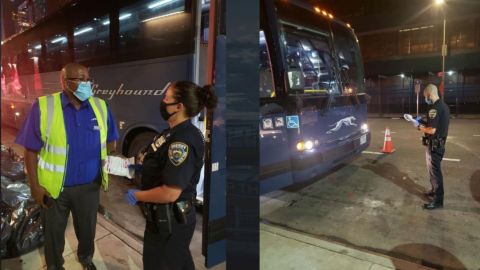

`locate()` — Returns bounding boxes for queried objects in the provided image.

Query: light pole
[436,0,446,99]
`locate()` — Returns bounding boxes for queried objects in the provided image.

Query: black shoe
[423,200,443,210]
[82,262,96,270]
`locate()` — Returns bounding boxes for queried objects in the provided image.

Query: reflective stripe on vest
[38,157,65,173]
[89,96,109,190]
[38,93,109,198]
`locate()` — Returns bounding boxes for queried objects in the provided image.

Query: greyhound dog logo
[326,116,357,134]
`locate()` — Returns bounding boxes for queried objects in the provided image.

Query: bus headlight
[361,123,369,133]
[296,141,305,151]
[304,140,314,150]
[296,140,314,151]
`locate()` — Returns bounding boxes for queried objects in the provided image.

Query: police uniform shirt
[141,120,204,201]
[426,99,450,138]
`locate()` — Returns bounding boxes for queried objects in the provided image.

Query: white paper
[104,156,135,179]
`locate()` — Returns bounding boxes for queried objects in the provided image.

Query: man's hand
[31,185,50,208]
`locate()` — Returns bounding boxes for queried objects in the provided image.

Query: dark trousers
[425,146,445,200]
[42,179,100,270]
[143,208,196,270]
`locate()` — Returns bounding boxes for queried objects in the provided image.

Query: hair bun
[201,85,218,109]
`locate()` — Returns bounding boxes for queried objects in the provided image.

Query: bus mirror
[287,69,304,91]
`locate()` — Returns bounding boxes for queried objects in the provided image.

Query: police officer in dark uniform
[413,83,450,210]
[124,81,217,270]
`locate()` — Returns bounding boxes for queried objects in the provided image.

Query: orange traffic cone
[382,127,395,153]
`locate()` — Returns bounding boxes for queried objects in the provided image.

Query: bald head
[424,83,440,103]
[424,84,439,96]
[60,63,89,91]
[61,63,88,81]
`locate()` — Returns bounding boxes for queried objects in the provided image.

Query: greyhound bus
[1,0,370,266]
[259,1,371,193]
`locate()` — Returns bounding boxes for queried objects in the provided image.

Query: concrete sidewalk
[260,222,435,270]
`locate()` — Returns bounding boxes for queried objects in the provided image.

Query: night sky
[308,0,480,32]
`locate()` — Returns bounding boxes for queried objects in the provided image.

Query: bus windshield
[281,22,340,95]
[275,1,365,96]
[331,23,366,94]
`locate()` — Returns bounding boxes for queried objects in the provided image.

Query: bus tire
[127,131,157,158]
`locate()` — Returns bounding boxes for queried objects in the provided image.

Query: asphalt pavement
[260,118,480,270]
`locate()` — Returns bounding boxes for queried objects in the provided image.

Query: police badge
[168,142,189,166]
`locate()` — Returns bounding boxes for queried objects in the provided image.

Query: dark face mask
[160,101,180,121]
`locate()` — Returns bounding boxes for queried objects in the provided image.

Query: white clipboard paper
[104,156,135,179]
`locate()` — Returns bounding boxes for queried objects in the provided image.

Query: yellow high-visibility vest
[37,92,109,198]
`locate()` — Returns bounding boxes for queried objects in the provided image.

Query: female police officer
[125,81,217,270]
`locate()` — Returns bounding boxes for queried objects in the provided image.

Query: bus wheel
[127,131,157,159]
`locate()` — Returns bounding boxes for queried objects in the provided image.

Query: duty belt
[427,137,446,149]
[140,199,192,225]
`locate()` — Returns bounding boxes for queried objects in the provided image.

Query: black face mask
[160,101,179,121]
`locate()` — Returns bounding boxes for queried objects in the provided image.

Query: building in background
[315,0,480,115]
[1,0,72,40]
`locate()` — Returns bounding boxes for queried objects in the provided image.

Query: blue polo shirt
[15,92,119,187]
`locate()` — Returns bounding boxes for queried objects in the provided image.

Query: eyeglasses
[66,77,93,83]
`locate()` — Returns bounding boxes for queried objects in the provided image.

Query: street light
[435,0,446,99]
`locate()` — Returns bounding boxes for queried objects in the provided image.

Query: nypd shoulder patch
[429,109,437,119]
[168,142,189,166]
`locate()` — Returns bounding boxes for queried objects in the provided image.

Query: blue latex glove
[413,116,423,127]
[126,189,139,205]
[413,119,420,127]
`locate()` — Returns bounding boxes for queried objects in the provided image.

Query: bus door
[201,0,226,267]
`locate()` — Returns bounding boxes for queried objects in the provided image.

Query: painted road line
[443,158,461,162]
[473,135,480,137]
[362,151,384,155]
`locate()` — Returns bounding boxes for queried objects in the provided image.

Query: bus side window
[2,54,25,98]
[260,30,274,98]
[73,14,110,63]
[118,0,191,61]
[44,33,69,73]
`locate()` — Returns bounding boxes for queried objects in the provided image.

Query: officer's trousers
[425,146,445,199]
[143,207,196,270]
[42,178,100,270]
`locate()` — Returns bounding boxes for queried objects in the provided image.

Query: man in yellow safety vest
[15,63,119,270]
